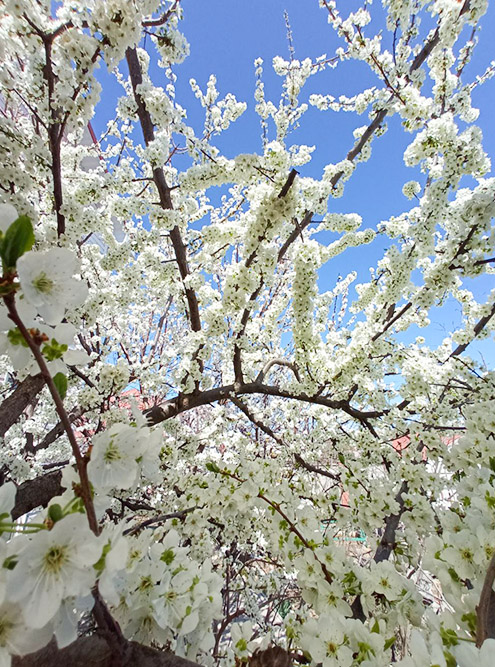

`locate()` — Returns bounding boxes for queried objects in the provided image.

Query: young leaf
[0,216,34,269]
[53,372,68,400]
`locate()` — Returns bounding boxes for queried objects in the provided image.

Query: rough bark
[13,636,201,667]
[11,470,63,520]
[0,373,45,438]
[476,552,495,646]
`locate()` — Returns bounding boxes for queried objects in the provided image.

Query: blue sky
[93,1,495,366]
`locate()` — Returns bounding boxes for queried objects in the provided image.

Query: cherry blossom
[17,248,87,325]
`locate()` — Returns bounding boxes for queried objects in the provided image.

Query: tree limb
[11,470,64,520]
[145,381,384,426]
[476,552,495,647]
[125,47,201,336]
[0,373,45,438]
[13,635,200,667]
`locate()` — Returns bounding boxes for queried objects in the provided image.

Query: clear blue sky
[93,0,495,366]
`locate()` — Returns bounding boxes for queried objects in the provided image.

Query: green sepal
[2,555,17,570]
[7,328,29,347]
[94,541,111,574]
[42,339,68,361]
[47,503,63,523]
[160,548,175,565]
[384,636,396,650]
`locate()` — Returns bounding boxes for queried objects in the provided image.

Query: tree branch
[0,373,45,438]
[450,302,495,359]
[11,470,64,520]
[125,47,201,336]
[145,381,385,426]
[294,452,341,482]
[476,552,495,647]
[13,635,200,667]
[255,358,300,384]
[230,396,286,447]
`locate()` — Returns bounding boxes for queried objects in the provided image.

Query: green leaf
[0,215,34,269]
[206,461,220,473]
[53,372,68,400]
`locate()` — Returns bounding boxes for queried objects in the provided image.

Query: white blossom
[17,248,87,325]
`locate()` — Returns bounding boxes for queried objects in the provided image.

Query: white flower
[398,629,446,667]
[0,204,18,234]
[300,615,353,667]
[17,248,87,325]
[402,180,421,199]
[455,638,495,667]
[230,621,259,657]
[7,514,102,628]
[0,482,16,521]
[52,594,94,649]
[98,524,129,606]
[87,423,142,492]
[0,602,52,662]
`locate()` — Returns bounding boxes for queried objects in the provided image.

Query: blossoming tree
[0,0,494,665]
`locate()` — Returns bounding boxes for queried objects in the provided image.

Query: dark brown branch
[125,47,201,336]
[13,635,200,667]
[145,381,385,426]
[476,552,495,647]
[294,452,341,482]
[91,589,130,663]
[42,36,65,237]
[11,470,64,520]
[278,168,298,198]
[142,0,181,28]
[0,373,45,438]
[372,302,412,342]
[450,302,495,359]
[123,507,197,536]
[373,481,409,563]
[249,647,293,667]
[33,407,84,452]
[255,358,301,384]
[230,396,286,447]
